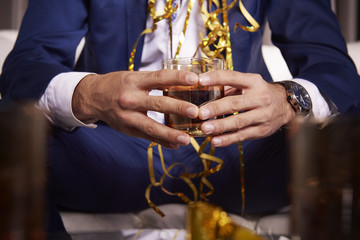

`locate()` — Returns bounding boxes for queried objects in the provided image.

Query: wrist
[274,80,312,116]
[72,74,100,124]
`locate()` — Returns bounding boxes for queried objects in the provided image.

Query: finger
[115,91,199,118]
[135,70,198,89]
[199,94,270,120]
[144,95,198,118]
[210,125,268,147]
[224,86,240,96]
[120,111,192,146]
[199,70,263,89]
[201,110,263,136]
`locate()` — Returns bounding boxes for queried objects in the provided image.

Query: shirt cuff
[38,72,97,131]
[291,78,338,119]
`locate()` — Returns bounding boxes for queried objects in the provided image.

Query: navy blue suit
[1,0,360,232]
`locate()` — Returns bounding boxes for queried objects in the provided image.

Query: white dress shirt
[38,0,334,130]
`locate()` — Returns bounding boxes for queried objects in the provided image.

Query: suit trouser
[46,123,290,230]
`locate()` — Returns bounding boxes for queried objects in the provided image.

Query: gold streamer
[173,229,181,240]
[235,0,260,32]
[146,137,224,216]
[174,0,195,58]
[134,229,144,240]
[196,0,259,69]
[129,0,259,70]
[238,136,245,215]
[128,0,260,218]
[128,0,179,71]
[194,0,237,69]
[195,0,253,215]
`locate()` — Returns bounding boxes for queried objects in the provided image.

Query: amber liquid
[164,85,224,137]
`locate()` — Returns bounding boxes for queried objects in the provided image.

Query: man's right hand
[71,70,199,149]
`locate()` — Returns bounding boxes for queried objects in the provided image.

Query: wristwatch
[276,81,312,115]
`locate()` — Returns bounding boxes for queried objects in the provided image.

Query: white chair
[1,29,359,239]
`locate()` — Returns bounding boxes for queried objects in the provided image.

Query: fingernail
[177,135,190,145]
[200,108,210,119]
[202,123,214,134]
[212,138,222,146]
[186,73,198,85]
[199,73,210,85]
[186,107,198,118]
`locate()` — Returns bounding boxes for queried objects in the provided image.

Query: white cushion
[61,204,290,239]
[348,41,360,73]
[0,30,18,73]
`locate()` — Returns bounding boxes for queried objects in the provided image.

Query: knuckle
[118,93,136,109]
[229,97,241,112]
[148,96,162,111]
[123,72,137,86]
[144,123,157,136]
[154,97,163,110]
[176,103,185,116]
[261,93,272,106]
[235,131,246,142]
[228,70,239,84]
[155,70,167,85]
[252,74,263,83]
[234,116,247,129]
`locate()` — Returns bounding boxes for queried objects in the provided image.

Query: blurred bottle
[290,117,360,240]
[0,102,47,240]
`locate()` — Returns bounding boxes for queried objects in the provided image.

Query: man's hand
[198,70,296,147]
[72,70,199,149]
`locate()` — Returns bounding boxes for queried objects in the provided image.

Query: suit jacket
[1,0,360,114]
[1,0,359,214]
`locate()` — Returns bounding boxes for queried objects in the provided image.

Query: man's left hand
[198,70,295,147]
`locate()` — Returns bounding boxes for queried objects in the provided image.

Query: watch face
[293,84,312,110]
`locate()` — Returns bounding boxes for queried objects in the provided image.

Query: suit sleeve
[0,0,88,100]
[266,0,360,114]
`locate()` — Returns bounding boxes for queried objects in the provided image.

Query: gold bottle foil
[186,202,264,240]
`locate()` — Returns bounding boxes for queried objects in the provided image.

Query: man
[1,0,359,238]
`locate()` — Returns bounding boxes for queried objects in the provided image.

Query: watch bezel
[292,82,312,111]
[277,81,312,115]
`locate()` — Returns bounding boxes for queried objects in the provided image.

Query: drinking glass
[162,57,224,137]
